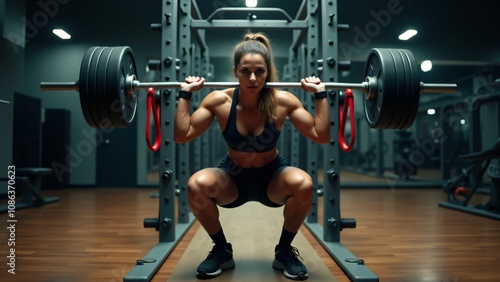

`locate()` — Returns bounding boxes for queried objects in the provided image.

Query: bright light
[427,109,436,115]
[460,119,466,125]
[421,60,432,72]
[341,71,350,77]
[52,29,71,40]
[246,0,257,7]
[398,29,417,40]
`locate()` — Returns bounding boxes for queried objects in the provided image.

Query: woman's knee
[187,169,232,199]
[187,174,215,198]
[187,174,216,212]
[287,172,313,203]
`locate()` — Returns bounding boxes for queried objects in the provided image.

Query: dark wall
[0,0,26,171]
[12,93,41,167]
[42,109,71,189]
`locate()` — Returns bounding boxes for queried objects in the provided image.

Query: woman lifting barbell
[173,32,329,280]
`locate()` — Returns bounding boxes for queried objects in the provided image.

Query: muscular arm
[173,100,210,144]
[174,92,221,143]
[287,93,330,144]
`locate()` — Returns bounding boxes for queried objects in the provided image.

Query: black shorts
[217,154,290,208]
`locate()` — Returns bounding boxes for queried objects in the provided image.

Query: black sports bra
[221,88,280,152]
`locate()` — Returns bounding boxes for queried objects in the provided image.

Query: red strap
[339,89,356,152]
[146,88,162,152]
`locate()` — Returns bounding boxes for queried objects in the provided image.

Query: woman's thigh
[266,167,313,205]
[188,168,238,206]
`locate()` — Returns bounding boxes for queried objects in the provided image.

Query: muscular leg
[189,168,238,278]
[267,167,313,233]
[187,168,238,235]
[267,166,313,279]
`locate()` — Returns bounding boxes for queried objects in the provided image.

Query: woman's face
[233,53,268,94]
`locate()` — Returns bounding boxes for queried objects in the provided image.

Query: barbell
[40,46,457,129]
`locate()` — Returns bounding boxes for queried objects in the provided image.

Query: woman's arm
[287,76,330,144]
[174,76,215,143]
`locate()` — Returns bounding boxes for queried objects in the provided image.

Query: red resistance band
[146,88,162,152]
[338,89,356,152]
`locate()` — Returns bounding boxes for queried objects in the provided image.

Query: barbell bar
[40,46,457,129]
[39,81,456,93]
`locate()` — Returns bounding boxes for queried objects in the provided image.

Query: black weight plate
[400,49,420,129]
[389,49,411,129]
[398,49,414,129]
[87,47,106,128]
[95,47,114,128]
[120,47,139,127]
[363,48,398,129]
[385,49,407,129]
[106,47,138,128]
[392,49,412,129]
[363,50,383,128]
[79,47,100,127]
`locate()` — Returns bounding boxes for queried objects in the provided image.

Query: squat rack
[124,1,378,281]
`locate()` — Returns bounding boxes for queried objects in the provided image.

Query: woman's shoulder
[202,88,234,106]
[275,89,301,106]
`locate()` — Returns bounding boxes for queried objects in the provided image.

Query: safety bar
[206,7,293,22]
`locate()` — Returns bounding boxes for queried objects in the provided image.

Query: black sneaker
[272,245,308,280]
[196,243,235,279]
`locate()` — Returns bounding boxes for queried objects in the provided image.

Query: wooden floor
[1,187,499,282]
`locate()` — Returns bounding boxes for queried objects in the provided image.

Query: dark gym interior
[1,0,499,281]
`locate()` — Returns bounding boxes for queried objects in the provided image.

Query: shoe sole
[196,259,235,279]
[272,259,308,280]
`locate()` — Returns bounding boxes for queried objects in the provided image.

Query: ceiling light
[246,0,257,8]
[398,29,417,40]
[460,119,466,125]
[421,60,432,72]
[53,29,71,40]
[427,109,436,115]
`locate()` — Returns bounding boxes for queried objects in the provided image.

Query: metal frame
[124,0,379,281]
[439,201,500,220]
[285,36,299,165]
[206,7,294,22]
[191,19,308,30]
[305,0,319,224]
[0,173,59,213]
[123,1,195,280]
[191,43,203,173]
[302,1,378,281]
[438,94,500,220]
[438,139,500,220]
[298,43,308,171]
[177,0,194,225]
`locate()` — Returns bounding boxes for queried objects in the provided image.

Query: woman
[174,32,329,280]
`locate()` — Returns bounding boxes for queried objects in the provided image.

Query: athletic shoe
[196,243,235,279]
[272,245,308,280]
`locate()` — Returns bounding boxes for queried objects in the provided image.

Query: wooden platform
[168,202,337,282]
[1,187,499,281]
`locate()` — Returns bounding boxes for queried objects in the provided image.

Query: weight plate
[386,49,407,129]
[391,49,412,129]
[400,49,420,129]
[79,47,100,127]
[106,46,138,128]
[363,48,398,129]
[398,49,412,129]
[95,47,114,128]
[88,47,106,128]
